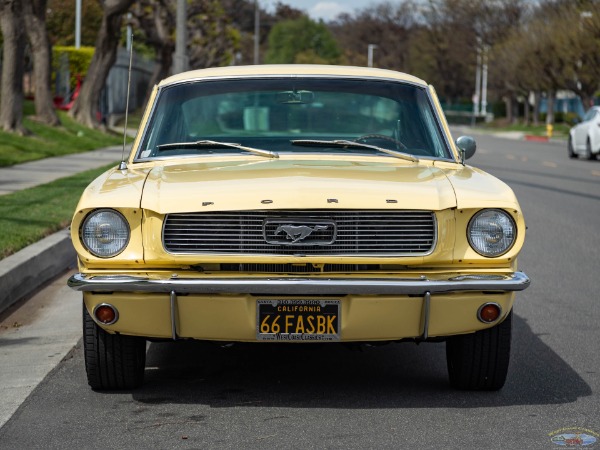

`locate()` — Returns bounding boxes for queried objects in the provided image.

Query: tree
[330,1,418,70]
[130,0,174,103]
[0,0,27,133]
[265,16,343,64]
[23,0,60,126]
[132,0,240,105]
[69,0,135,128]
[47,0,103,46]
[186,0,241,69]
[220,0,305,65]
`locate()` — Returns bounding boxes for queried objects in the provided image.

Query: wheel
[568,136,577,159]
[446,310,512,391]
[583,138,594,160]
[83,303,146,390]
[355,134,408,151]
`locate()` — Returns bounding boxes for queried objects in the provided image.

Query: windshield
[136,77,451,160]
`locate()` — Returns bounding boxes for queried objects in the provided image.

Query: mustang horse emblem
[274,224,328,243]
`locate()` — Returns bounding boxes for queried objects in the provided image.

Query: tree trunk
[139,0,174,106]
[0,0,27,134]
[505,95,513,123]
[533,91,540,126]
[23,0,60,126]
[546,90,555,125]
[69,0,135,128]
[523,93,530,125]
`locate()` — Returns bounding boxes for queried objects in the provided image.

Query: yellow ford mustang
[68,65,529,391]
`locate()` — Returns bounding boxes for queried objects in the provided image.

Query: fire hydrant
[546,123,553,138]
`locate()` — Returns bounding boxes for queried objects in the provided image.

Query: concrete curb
[0,229,75,315]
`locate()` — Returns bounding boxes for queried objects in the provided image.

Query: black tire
[83,304,146,390]
[446,310,512,391]
[568,136,577,159]
[584,138,594,160]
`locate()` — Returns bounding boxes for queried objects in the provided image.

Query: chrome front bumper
[68,272,530,295]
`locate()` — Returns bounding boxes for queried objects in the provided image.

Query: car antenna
[119,33,134,170]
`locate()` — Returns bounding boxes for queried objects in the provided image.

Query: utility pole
[173,0,188,74]
[254,0,260,65]
[75,0,81,49]
[367,44,377,67]
[481,45,488,116]
[472,42,481,126]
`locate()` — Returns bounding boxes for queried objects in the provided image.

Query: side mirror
[455,135,476,164]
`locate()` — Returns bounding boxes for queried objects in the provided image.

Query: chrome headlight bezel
[80,209,130,258]
[467,209,517,258]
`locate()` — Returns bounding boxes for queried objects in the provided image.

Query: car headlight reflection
[81,209,130,257]
[467,209,516,257]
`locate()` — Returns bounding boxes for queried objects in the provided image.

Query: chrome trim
[162,210,437,257]
[92,303,119,325]
[476,302,503,324]
[68,271,530,295]
[170,291,178,340]
[420,291,431,341]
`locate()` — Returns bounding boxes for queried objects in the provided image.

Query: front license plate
[257,299,340,341]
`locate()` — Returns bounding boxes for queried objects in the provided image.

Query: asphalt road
[1,134,599,449]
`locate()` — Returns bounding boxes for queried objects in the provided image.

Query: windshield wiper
[291,139,418,163]
[157,140,279,159]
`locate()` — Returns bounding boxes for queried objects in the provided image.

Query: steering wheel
[355,134,409,151]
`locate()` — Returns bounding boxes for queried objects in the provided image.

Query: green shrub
[52,46,95,91]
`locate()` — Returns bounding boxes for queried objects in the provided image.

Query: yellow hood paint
[139,155,457,214]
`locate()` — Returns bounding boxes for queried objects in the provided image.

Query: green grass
[480,120,570,138]
[0,103,125,167]
[0,164,115,259]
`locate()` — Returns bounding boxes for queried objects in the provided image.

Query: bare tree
[23,0,60,126]
[131,0,174,104]
[70,0,135,128]
[0,0,27,133]
[331,1,418,70]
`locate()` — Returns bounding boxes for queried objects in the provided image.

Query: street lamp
[367,44,377,68]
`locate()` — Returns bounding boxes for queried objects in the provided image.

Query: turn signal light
[94,304,119,325]
[477,303,501,323]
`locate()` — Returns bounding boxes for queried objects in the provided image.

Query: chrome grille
[163,210,436,256]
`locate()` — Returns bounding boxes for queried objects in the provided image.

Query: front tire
[83,304,146,390]
[568,136,576,158]
[584,138,594,160]
[446,310,512,391]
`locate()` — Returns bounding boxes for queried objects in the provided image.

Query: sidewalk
[0,145,124,195]
[0,146,127,314]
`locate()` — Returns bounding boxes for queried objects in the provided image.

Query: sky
[261,0,393,22]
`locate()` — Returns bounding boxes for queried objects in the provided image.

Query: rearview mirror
[455,135,476,163]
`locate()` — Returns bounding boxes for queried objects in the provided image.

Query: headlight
[81,209,130,258]
[467,209,516,257]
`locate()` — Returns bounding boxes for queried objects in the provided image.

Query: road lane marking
[521,156,528,162]
[592,170,600,177]
[506,154,516,160]
[542,161,557,168]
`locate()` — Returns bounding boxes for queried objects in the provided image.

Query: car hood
[140,157,458,214]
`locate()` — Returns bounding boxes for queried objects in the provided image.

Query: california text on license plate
[257,299,340,341]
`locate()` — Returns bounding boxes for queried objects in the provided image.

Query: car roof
[158,64,428,88]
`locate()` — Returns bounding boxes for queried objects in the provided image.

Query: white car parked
[569,106,600,160]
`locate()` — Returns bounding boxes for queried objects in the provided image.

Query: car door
[589,109,600,153]
[575,109,595,150]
